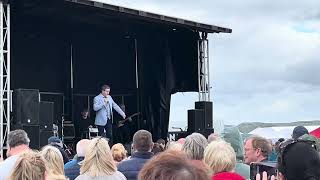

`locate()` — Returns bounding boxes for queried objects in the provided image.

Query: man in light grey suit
[94,84,126,142]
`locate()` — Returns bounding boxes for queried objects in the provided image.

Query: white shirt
[0,155,19,180]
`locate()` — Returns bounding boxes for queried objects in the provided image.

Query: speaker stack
[187,101,214,137]
[13,89,54,149]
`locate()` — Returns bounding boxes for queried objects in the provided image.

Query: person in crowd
[7,151,47,180]
[292,126,309,139]
[65,139,91,180]
[243,136,272,165]
[204,140,245,180]
[156,138,165,149]
[48,136,69,164]
[151,143,164,155]
[118,130,154,180]
[208,133,220,143]
[181,133,208,170]
[223,127,250,179]
[138,150,210,180]
[166,141,183,151]
[277,139,320,180]
[75,137,126,180]
[0,129,31,180]
[40,145,67,179]
[177,138,186,145]
[111,143,128,165]
[93,84,126,143]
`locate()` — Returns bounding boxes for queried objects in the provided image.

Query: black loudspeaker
[14,89,39,125]
[188,109,205,132]
[39,101,54,130]
[22,125,40,150]
[63,124,75,139]
[195,101,213,129]
[40,130,54,148]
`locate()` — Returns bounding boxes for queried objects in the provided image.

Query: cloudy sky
[98,0,320,128]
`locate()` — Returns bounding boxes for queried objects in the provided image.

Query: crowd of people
[0,125,319,180]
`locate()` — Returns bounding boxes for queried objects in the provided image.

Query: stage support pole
[197,32,210,101]
[0,1,10,157]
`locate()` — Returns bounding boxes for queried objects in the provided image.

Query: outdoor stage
[0,0,231,154]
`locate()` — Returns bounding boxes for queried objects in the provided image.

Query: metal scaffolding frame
[0,1,10,157]
[198,32,210,101]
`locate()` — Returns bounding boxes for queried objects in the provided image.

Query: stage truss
[0,1,10,157]
[198,32,210,101]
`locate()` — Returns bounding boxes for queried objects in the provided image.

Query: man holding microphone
[93,84,126,143]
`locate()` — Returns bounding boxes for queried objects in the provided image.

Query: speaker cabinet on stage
[22,125,40,150]
[195,101,213,129]
[40,130,54,148]
[188,109,205,132]
[39,101,54,130]
[14,89,39,125]
[63,124,75,139]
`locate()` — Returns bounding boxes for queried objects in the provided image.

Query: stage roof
[65,0,232,33]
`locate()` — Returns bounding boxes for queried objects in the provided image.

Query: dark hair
[151,143,164,155]
[133,130,153,152]
[156,138,165,145]
[249,136,272,158]
[138,150,210,180]
[8,129,30,148]
[292,126,309,139]
[101,85,110,91]
[278,140,320,180]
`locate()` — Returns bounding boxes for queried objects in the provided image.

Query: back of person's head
[292,126,309,139]
[7,129,30,148]
[278,140,320,180]
[182,133,208,160]
[156,138,165,146]
[247,136,272,158]
[152,143,164,155]
[138,150,210,180]
[166,141,183,151]
[80,137,116,176]
[111,143,127,162]
[76,139,91,157]
[40,145,65,176]
[7,151,46,180]
[208,133,220,143]
[204,140,236,175]
[133,130,153,152]
[48,136,62,148]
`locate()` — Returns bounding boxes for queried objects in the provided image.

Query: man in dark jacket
[117,130,154,180]
[48,136,70,164]
[64,139,91,180]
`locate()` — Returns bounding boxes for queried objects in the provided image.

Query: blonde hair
[80,137,117,176]
[7,151,46,180]
[111,143,127,162]
[166,141,183,151]
[203,140,236,174]
[40,145,65,176]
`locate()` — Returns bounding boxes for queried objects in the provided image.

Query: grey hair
[7,129,30,148]
[182,133,208,160]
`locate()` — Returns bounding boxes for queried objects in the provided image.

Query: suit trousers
[97,119,113,143]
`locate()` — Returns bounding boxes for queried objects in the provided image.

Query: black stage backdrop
[10,0,199,140]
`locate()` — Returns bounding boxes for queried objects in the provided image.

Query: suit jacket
[93,94,125,126]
